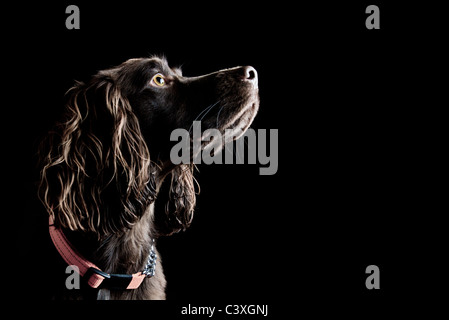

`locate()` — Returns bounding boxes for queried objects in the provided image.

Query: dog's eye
[151,74,166,87]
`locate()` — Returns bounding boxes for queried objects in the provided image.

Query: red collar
[49,216,155,290]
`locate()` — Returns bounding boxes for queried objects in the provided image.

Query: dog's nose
[242,66,258,85]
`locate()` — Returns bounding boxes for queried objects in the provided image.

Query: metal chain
[142,239,157,277]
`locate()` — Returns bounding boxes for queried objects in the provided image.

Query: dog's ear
[154,165,197,236]
[39,74,156,236]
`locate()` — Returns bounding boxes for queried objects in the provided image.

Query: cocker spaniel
[39,56,259,299]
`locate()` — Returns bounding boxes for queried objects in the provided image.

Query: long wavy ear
[39,75,156,236]
[154,164,197,236]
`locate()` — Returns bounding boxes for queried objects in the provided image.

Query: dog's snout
[241,66,258,87]
[244,66,257,80]
[243,66,257,80]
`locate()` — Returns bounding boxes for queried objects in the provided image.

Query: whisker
[189,103,215,133]
[234,142,243,164]
[224,141,233,162]
[189,101,221,134]
[216,105,225,128]
[198,101,221,123]
[190,104,214,131]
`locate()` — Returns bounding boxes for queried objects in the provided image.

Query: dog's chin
[222,101,259,143]
[198,98,259,155]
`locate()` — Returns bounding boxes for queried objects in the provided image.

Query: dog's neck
[87,166,169,274]
[96,203,155,274]
[68,164,172,275]
[63,202,155,275]
[58,168,169,299]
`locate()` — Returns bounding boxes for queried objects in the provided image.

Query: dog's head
[39,56,259,236]
[103,57,259,157]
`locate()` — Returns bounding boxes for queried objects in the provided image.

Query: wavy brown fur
[39,79,156,235]
[38,56,258,299]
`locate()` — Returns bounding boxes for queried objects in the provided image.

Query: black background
[5,0,443,317]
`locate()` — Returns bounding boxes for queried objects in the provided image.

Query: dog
[38,56,259,299]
